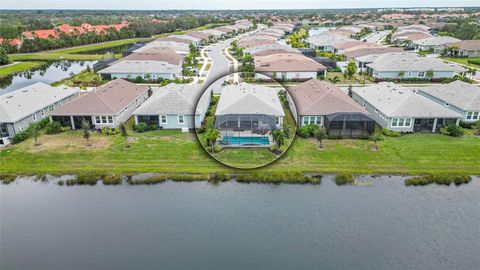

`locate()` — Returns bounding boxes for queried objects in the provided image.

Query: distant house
[449,40,480,57]
[418,80,480,122]
[255,53,326,81]
[297,48,316,58]
[238,36,278,49]
[246,44,300,57]
[351,82,462,133]
[412,36,460,53]
[110,48,183,66]
[366,52,466,81]
[49,79,150,129]
[133,84,210,129]
[288,79,374,137]
[313,57,337,69]
[307,33,354,52]
[0,83,79,138]
[134,40,189,55]
[98,60,182,81]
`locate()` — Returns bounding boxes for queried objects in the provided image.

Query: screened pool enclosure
[214,114,279,146]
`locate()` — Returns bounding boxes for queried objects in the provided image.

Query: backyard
[1,125,479,175]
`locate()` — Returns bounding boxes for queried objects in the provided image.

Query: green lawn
[49,38,149,54]
[444,57,480,69]
[9,53,110,61]
[0,61,46,76]
[51,70,102,88]
[1,130,479,175]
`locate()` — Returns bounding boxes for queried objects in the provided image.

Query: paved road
[203,40,231,94]
[364,30,391,44]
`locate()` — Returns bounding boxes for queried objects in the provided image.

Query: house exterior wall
[457,49,480,57]
[371,69,457,79]
[351,91,390,128]
[255,71,319,81]
[135,114,199,129]
[3,94,76,137]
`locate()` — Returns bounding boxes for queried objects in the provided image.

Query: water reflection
[0,60,97,93]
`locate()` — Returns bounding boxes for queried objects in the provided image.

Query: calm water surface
[1,175,479,270]
[0,60,96,94]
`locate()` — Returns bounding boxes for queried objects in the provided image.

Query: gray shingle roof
[215,83,285,116]
[307,33,355,47]
[366,52,467,73]
[0,82,79,123]
[133,84,208,115]
[98,60,179,74]
[352,82,462,118]
[413,36,460,46]
[419,80,480,111]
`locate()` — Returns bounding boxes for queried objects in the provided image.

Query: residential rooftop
[255,53,326,72]
[0,82,79,123]
[419,80,480,111]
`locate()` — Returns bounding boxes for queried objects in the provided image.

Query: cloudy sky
[2,0,479,10]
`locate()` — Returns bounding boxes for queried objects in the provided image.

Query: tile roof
[49,79,149,116]
[289,79,370,116]
[255,53,326,72]
[451,40,480,51]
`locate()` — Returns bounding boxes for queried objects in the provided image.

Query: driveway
[204,40,231,94]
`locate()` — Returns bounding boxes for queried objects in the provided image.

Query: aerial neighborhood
[0,8,479,171]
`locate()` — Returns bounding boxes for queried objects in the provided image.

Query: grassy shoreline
[1,128,479,176]
[0,61,47,77]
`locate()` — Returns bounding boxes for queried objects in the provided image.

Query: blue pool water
[220,136,270,146]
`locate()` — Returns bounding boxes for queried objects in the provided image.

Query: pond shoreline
[1,173,476,187]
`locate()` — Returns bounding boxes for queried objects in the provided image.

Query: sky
[1,0,479,10]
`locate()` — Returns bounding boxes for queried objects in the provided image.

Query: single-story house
[238,36,278,49]
[214,83,285,147]
[288,79,374,137]
[449,40,480,57]
[246,44,300,57]
[366,52,467,81]
[307,33,355,52]
[98,60,182,81]
[133,40,189,55]
[49,79,150,129]
[342,45,404,60]
[351,82,462,133]
[0,83,79,139]
[254,53,327,81]
[412,36,460,53]
[109,48,183,67]
[133,84,210,129]
[418,80,480,122]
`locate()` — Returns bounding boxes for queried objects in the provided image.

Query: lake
[0,60,97,94]
[1,175,479,270]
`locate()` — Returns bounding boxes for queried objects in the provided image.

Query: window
[95,116,113,124]
[473,112,479,120]
[108,116,113,124]
[303,116,322,126]
[391,118,411,127]
[466,111,473,120]
[48,105,55,111]
[41,109,45,117]
[32,113,37,121]
[102,116,107,123]
[392,119,398,127]
[418,71,425,77]
[95,116,101,124]
[408,72,413,77]
[178,115,184,124]
[160,115,167,124]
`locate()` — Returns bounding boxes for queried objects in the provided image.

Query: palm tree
[328,76,341,84]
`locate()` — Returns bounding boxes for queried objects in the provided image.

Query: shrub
[103,174,123,185]
[74,174,101,185]
[197,127,206,134]
[168,174,208,182]
[459,121,477,129]
[127,175,166,185]
[236,172,320,184]
[297,124,319,138]
[440,125,464,137]
[209,173,229,184]
[12,130,31,144]
[45,121,63,134]
[134,122,156,133]
[405,175,471,186]
[57,180,64,186]
[0,174,17,185]
[101,127,119,135]
[381,128,401,137]
[335,173,354,185]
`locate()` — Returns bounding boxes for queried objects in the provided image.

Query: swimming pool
[220,136,270,146]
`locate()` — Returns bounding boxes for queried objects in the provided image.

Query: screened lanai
[324,112,375,137]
